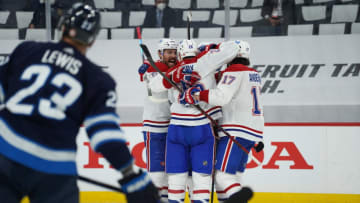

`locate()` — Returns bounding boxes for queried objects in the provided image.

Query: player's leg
[186,170,193,200]
[0,155,24,203]
[143,131,168,201]
[166,124,190,202]
[190,123,216,203]
[215,136,241,202]
[215,137,255,202]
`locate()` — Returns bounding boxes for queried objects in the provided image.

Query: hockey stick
[136,27,167,103]
[136,27,145,62]
[140,44,261,166]
[78,175,123,192]
[187,11,192,40]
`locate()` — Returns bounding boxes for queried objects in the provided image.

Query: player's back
[218,64,264,141]
[0,40,112,153]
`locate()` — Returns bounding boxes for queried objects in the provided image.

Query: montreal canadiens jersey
[168,42,239,126]
[0,41,129,175]
[141,61,171,133]
[203,64,264,141]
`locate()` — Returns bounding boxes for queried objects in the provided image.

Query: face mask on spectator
[157,3,166,10]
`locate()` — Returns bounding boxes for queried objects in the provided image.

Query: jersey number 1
[6,65,82,120]
[251,86,261,115]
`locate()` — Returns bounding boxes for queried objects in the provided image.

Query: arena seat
[351,22,360,34]
[142,27,165,38]
[0,11,10,24]
[15,11,33,28]
[0,29,18,39]
[212,10,238,26]
[251,0,264,7]
[301,5,328,22]
[142,0,155,6]
[129,11,146,27]
[25,28,46,40]
[229,26,253,37]
[312,0,335,4]
[168,27,194,38]
[97,29,108,39]
[239,8,263,23]
[331,4,359,23]
[318,23,346,35]
[287,24,314,35]
[168,0,191,9]
[111,28,134,39]
[100,12,122,28]
[182,10,211,22]
[228,0,248,8]
[198,27,222,38]
[94,0,115,10]
[196,0,220,9]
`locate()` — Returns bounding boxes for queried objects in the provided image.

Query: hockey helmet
[58,3,101,45]
[234,40,250,60]
[158,38,178,54]
[177,39,198,60]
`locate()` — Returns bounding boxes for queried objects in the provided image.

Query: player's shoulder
[13,41,45,55]
[87,62,115,87]
[225,64,257,73]
[147,61,169,72]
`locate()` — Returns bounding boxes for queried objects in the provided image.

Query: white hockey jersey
[199,64,264,141]
[169,42,240,126]
[141,61,171,133]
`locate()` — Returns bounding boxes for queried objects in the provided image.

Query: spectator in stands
[259,0,296,36]
[143,0,177,28]
[28,0,95,29]
[28,0,57,28]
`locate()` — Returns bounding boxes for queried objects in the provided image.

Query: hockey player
[137,38,178,202]
[0,3,159,203]
[162,39,240,203]
[183,40,264,202]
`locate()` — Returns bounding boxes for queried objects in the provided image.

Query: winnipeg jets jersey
[202,64,264,141]
[0,41,129,175]
[141,62,171,133]
[169,42,239,126]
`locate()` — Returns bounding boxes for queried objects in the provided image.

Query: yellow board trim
[21,192,360,203]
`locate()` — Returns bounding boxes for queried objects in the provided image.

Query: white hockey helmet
[234,40,250,60]
[177,39,198,60]
[158,38,178,54]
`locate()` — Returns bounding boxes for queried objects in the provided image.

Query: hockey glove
[254,141,264,153]
[138,61,150,82]
[118,170,160,203]
[173,67,201,86]
[184,86,202,105]
[198,43,218,52]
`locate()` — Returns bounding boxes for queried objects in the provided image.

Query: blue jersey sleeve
[83,73,133,171]
[0,60,8,104]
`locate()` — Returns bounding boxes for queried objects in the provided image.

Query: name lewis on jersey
[41,49,82,75]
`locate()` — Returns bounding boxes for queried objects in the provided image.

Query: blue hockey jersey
[0,41,132,175]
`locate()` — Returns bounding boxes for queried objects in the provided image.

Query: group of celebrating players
[0,2,263,203]
[139,37,264,203]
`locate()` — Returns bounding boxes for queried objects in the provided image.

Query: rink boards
[2,35,358,202]
[72,123,360,203]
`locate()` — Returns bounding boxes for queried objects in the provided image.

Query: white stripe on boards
[0,119,76,161]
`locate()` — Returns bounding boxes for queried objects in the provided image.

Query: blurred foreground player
[0,3,159,203]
